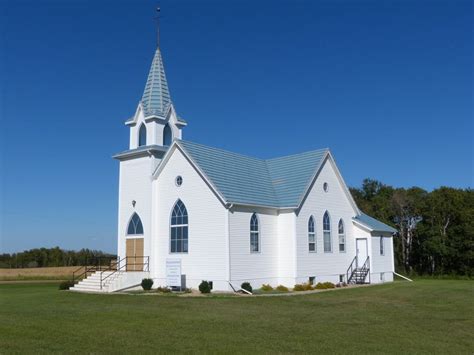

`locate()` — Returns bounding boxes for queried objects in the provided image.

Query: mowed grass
[0,281,472,354]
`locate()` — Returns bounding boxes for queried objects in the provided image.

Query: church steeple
[141,47,172,118]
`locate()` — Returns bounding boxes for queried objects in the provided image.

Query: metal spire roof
[141,47,172,117]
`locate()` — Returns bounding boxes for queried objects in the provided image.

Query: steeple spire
[140,8,172,118]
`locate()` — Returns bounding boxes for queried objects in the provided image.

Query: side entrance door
[126,238,144,271]
[356,238,368,268]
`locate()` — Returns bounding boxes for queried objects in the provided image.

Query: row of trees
[350,179,473,276]
[0,247,116,268]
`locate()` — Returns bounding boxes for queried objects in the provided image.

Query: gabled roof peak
[141,47,172,118]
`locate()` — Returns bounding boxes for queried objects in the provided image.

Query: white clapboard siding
[295,158,358,284]
[153,148,229,290]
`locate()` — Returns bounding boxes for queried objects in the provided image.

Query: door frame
[355,238,368,268]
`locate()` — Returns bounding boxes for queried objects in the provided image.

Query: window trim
[250,213,260,253]
[338,219,346,253]
[169,199,189,254]
[323,211,332,253]
[308,215,316,253]
[138,123,147,147]
[163,123,173,146]
[126,212,144,236]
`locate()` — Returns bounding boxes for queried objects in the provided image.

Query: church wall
[277,211,297,286]
[152,148,229,290]
[295,157,358,284]
[228,206,280,290]
[117,156,155,267]
[370,235,394,283]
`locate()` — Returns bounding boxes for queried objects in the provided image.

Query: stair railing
[72,256,118,284]
[346,256,357,283]
[360,256,370,284]
[100,256,150,290]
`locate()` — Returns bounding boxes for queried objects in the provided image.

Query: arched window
[163,124,173,146]
[127,213,144,235]
[338,219,345,252]
[308,216,316,252]
[250,213,259,253]
[170,199,188,253]
[138,124,147,147]
[323,211,332,252]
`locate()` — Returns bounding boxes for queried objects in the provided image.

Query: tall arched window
[323,211,332,252]
[163,124,173,146]
[308,216,316,252]
[338,219,345,252]
[127,213,144,235]
[250,213,259,253]
[170,199,188,253]
[138,123,147,147]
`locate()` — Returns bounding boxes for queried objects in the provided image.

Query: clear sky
[1,0,472,253]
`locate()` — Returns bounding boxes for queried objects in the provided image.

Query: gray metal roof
[178,140,328,208]
[353,213,397,233]
[141,48,171,118]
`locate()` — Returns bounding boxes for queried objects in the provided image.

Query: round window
[175,176,183,187]
[323,182,329,192]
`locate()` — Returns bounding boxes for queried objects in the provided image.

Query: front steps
[70,271,149,293]
[70,271,122,293]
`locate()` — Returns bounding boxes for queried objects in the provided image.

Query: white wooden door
[356,238,368,268]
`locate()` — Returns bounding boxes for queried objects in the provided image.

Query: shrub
[261,284,273,292]
[276,285,289,292]
[293,284,306,291]
[315,282,326,290]
[156,286,171,293]
[199,280,212,294]
[304,283,314,291]
[141,278,154,291]
[241,282,253,293]
[315,282,336,290]
[58,280,75,290]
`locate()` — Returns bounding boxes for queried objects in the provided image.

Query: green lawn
[0,281,472,354]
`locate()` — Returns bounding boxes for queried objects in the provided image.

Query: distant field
[0,266,77,281]
[0,280,472,353]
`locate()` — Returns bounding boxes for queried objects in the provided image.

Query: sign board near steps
[166,259,181,287]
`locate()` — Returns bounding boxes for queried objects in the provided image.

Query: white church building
[73,38,397,293]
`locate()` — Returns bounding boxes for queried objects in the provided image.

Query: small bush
[241,282,253,293]
[156,286,171,293]
[199,280,212,294]
[261,284,273,292]
[304,283,314,291]
[141,278,154,291]
[276,285,289,292]
[59,280,75,290]
[293,284,306,291]
[315,282,336,290]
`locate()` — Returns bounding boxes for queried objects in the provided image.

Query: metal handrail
[72,257,118,284]
[346,256,357,283]
[100,256,150,290]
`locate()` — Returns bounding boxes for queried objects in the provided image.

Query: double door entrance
[126,238,144,271]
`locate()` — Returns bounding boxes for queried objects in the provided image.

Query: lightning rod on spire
[156,6,161,48]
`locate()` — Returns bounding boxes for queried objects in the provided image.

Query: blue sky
[1,0,472,253]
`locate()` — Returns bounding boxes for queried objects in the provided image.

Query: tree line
[350,179,473,277]
[0,247,116,268]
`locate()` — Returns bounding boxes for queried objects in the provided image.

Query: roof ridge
[177,139,265,162]
[265,147,329,162]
